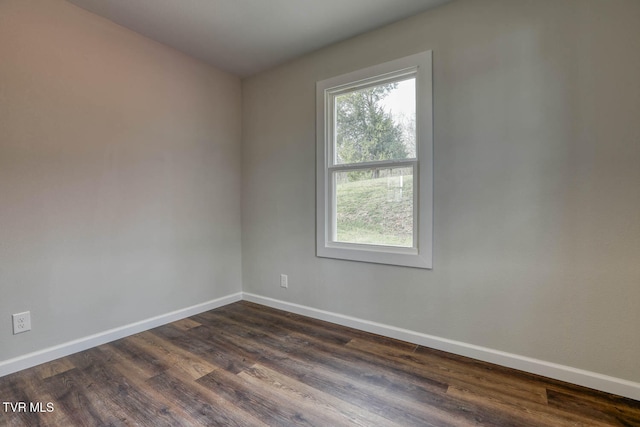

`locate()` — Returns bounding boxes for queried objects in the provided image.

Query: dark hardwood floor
[1,301,639,426]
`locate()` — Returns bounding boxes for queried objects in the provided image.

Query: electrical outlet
[280,274,288,288]
[12,311,31,334]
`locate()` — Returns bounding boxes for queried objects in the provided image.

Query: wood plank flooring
[1,301,639,426]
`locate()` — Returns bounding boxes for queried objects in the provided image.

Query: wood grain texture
[1,301,639,426]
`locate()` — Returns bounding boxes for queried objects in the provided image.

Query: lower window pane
[334,167,413,247]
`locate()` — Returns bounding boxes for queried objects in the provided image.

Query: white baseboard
[242,292,640,401]
[3,290,639,401]
[0,292,242,378]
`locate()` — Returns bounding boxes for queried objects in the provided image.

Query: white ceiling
[67,0,450,77]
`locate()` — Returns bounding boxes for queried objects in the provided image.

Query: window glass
[334,78,416,165]
[334,166,413,247]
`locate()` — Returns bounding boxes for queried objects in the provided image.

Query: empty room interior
[1,0,639,425]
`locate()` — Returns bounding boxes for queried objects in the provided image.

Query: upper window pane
[334,77,416,165]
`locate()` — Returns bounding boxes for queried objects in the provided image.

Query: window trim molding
[316,50,433,269]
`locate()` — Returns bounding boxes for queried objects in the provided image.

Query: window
[316,51,433,269]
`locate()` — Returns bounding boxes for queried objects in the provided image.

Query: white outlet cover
[12,311,31,334]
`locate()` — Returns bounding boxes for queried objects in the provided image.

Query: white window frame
[316,51,433,269]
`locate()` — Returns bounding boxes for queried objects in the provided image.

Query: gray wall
[0,0,242,361]
[242,0,640,382]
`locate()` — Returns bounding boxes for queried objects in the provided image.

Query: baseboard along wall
[0,292,243,378]
[1,290,639,401]
[242,292,640,401]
